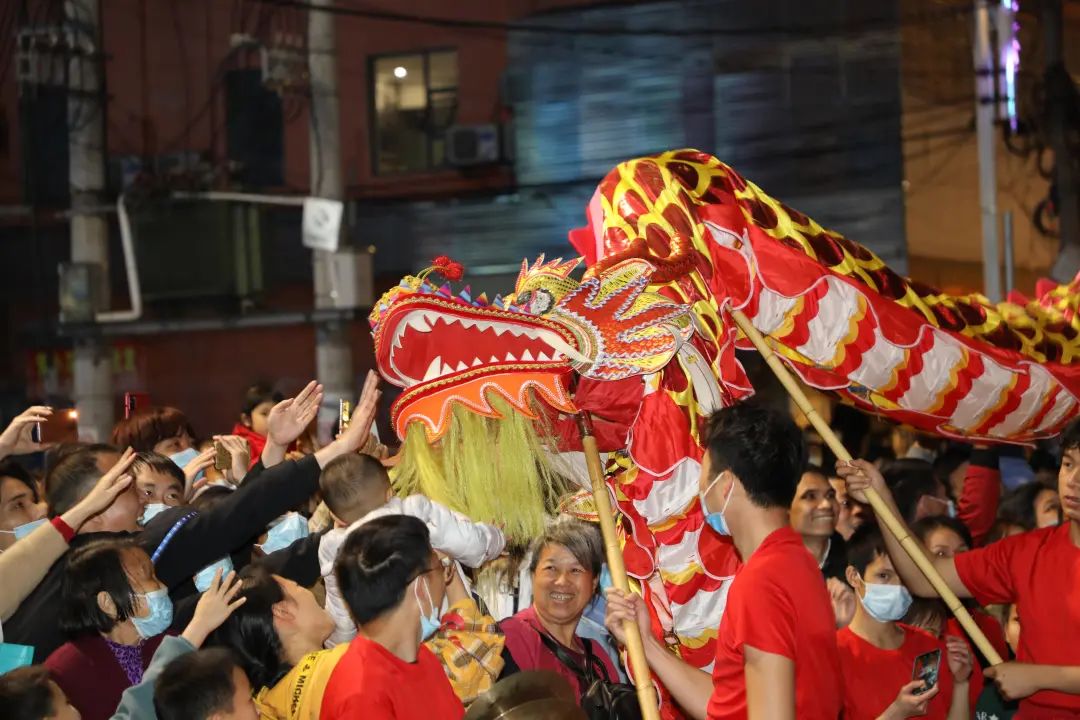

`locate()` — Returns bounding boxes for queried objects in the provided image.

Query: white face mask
[858,580,913,622]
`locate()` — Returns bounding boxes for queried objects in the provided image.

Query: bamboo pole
[575,413,661,719]
[729,309,1004,666]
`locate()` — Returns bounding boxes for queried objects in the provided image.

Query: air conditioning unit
[445,124,502,166]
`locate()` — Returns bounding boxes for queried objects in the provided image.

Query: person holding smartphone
[836,524,972,719]
[838,420,1080,718]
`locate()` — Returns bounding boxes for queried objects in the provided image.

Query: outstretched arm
[836,460,972,600]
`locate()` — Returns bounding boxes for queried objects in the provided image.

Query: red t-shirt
[319,635,464,720]
[836,624,954,719]
[706,526,842,720]
[954,523,1080,719]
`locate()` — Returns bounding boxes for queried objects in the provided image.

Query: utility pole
[973,0,1002,303]
[308,0,359,439]
[68,0,113,441]
[1044,0,1080,283]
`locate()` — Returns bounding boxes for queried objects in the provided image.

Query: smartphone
[338,399,351,436]
[33,409,80,445]
[912,649,942,695]
[123,392,151,419]
[214,440,232,471]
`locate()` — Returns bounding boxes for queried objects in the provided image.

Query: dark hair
[1029,448,1059,474]
[209,566,290,690]
[703,403,805,509]
[998,478,1058,532]
[803,463,827,477]
[45,444,120,517]
[911,515,974,550]
[882,458,942,523]
[904,597,948,637]
[154,648,242,720]
[242,383,283,416]
[0,666,56,719]
[932,445,971,487]
[110,407,196,453]
[59,538,141,636]
[131,451,185,489]
[319,453,390,521]
[846,522,887,576]
[335,515,432,625]
[1060,419,1080,453]
[0,459,39,503]
[191,486,234,513]
[528,519,603,578]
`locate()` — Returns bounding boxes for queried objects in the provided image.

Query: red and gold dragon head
[370,255,694,443]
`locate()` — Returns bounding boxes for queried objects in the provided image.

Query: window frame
[368,48,459,176]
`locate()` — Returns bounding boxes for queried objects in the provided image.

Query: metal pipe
[96,194,143,322]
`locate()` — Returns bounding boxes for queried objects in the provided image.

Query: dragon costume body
[369,149,1080,714]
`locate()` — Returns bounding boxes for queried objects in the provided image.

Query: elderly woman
[500,519,619,703]
[45,539,175,720]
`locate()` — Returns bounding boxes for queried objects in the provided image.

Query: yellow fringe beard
[389,391,570,547]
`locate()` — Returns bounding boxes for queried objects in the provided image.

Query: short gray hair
[528,518,604,577]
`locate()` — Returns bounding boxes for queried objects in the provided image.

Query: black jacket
[3,455,323,661]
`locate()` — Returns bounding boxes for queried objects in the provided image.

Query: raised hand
[827,576,856,629]
[335,371,381,454]
[946,636,973,685]
[834,459,887,506]
[0,406,54,460]
[181,569,247,648]
[267,381,324,447]
[61,447,137,530]
[183,448,217,494]
[213,435,251,485]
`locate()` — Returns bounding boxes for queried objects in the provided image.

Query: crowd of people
[0,369,1076,719]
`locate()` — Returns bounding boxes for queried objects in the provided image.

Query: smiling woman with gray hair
[499,518,620,705]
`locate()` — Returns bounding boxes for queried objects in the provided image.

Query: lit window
[372,50,458,174]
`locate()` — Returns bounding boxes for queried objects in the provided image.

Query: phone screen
[911,649,942,695]
[36,409,80,445]
[338,399,351,437]
[214,441,232,471]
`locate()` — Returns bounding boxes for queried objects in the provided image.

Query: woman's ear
[97,590,118,619]
[240,413,253,429]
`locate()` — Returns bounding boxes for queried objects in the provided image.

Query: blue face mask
[0,643,34,673]
[858,581,914,623]
[139,503,169,527]
[169,448,203,484]
[700,473,735,536]
[193,556,234,593]
[258,513,309,555]
[131,588,174,639]
[0,518,47,542]
[415,578,443,641]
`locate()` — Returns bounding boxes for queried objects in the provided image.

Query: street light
[393,66,407,79]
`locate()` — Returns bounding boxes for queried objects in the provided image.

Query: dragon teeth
[521,349,533,361]
[422,356,443,381]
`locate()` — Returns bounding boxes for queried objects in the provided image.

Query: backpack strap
[533,626,599,686]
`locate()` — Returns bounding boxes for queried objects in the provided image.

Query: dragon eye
[530,289,554,314]
[516,291,532,307]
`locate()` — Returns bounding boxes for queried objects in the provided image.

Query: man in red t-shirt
[836,523,972,719]
[838,420,1080,720]
[607,404,842,719]
[320,515,464,720]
